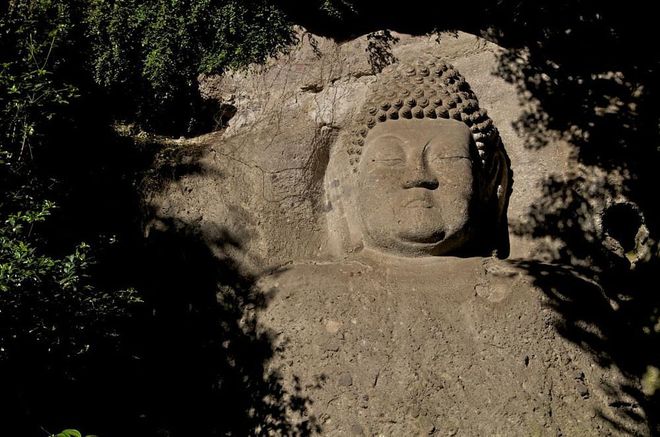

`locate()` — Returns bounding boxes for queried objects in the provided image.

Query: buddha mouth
[399,230,446,244]
[403,196,434,209]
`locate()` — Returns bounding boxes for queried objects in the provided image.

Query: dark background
[1,1,658,435]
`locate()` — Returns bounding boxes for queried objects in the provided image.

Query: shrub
[1,0,140,369]
[85,0,296,134]
[0,198,141,366]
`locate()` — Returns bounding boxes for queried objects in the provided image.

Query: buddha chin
[394,208,469,255]
[395,208,446,244]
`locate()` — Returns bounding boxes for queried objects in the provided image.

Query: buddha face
[355,118,478,256]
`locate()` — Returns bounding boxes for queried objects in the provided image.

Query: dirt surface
[259,256,645,436]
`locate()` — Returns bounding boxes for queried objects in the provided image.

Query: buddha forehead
[343,57,510,182]
[363,119,474,157]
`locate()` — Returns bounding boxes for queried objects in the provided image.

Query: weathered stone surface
[147,29,569,268]
[145,29,648,435]
[323,56,510,259]
[258,256,644,435]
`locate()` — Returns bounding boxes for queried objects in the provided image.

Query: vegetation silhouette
[2,1,657,435]
[1,99,319,435]
[487,3,659,434]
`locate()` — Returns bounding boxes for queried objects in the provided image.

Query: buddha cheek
[430,190,471,236]
[356,172,401,234]
[360,169,405,204]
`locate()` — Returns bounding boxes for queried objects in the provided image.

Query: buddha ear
[475,136,511,258]
[487,138,512,258]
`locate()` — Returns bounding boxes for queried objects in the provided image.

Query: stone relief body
[258,60,645,435]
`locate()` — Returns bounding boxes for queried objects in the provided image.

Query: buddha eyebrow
[422,139,471,159]
[432,155,471,160]
[422,141,470,160]
[373,134,404,143]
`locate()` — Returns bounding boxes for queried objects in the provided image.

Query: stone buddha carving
[325,59,510,260]
[357,119,484,257]
[258,59,646,435]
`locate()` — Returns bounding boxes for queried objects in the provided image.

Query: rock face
[148,30,568,269]
[259,256,642,436]
[147,29,649,435]
[322,57,511,260]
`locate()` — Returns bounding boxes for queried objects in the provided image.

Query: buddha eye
[373,157,405,166]
[429,155,470,165]
[364,135,405,167]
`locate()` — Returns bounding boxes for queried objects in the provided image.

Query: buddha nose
[402,166,439,190]
[402,177,439,190]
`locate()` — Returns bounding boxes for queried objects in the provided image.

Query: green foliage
[1,4,298,431]
[0,0,78,165]
[52,430,81,437]
[3,0,296,135]
[1,0,297,367]
[318,0,358,19]
[1,1,141,367]
[51,429,97,437]
[85,0,295,133]
[0,193,142,364]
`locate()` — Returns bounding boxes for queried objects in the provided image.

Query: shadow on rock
[0,110,320,435]
[510,259,658,435]
[475,3,660,434]
[112,217,321,436]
